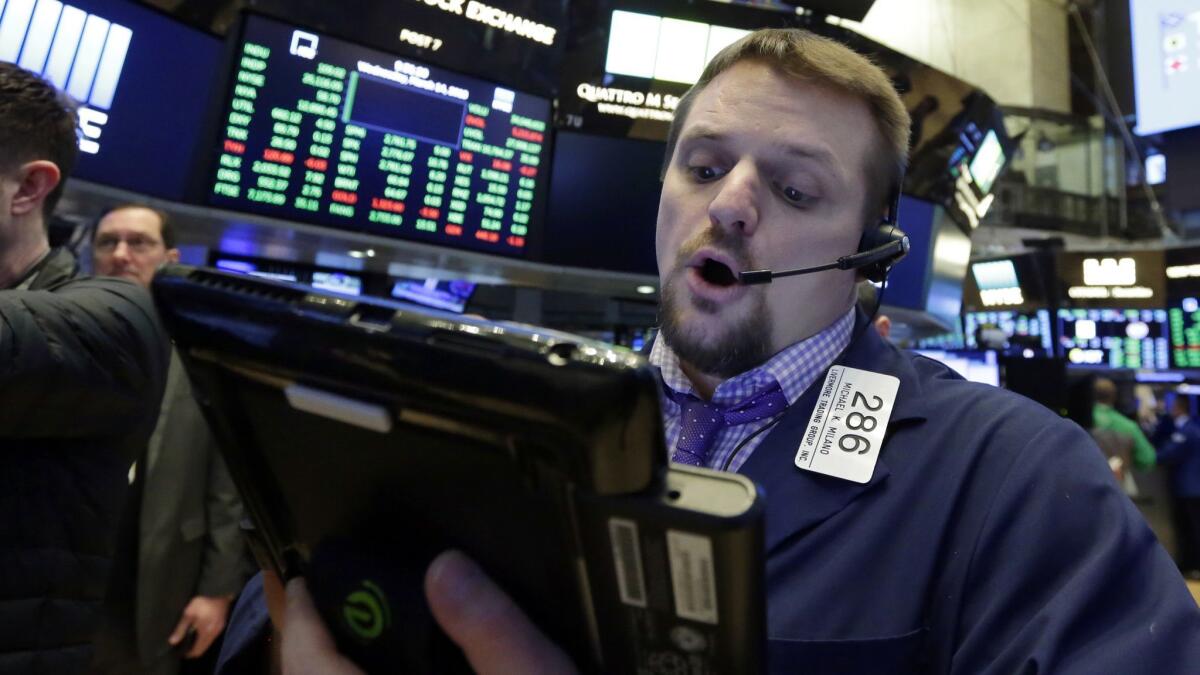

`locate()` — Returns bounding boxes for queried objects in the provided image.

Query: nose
[707,164,760,237]
[111,240,131,261]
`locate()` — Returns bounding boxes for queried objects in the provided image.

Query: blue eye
[780,185,812,206]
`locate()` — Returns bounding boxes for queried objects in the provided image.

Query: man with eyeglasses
[92,206,181,288]
[91,205,250,675]
[0,62,169,673]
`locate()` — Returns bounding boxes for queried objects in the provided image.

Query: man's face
[93,207,178,288]
[656,60,876,377]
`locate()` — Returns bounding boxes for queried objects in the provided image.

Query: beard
[658,228,773,379]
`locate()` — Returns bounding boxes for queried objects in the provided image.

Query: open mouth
[698,257,738,287]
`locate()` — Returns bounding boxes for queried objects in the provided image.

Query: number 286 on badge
[795,366,899,484]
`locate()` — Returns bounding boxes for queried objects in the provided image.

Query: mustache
[673,226,754,273]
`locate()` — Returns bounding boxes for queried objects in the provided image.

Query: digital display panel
[1169,297,1200,368]
[556,1,793,141]
[1057,308,1170,369]
[1131,0,1200,135]
[0,0,221,199]
[968,130,1005,194]
[214,258,298,282]
[543,130,661,274]
[391,278,476,313]
[312,270,361,296]
[963,310,1052,353]
[914,350,1000,387]
[208,14,551,257]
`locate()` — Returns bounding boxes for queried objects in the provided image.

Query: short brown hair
[97,204,176,249]
[662,28,910,224]
[0,62,79,217]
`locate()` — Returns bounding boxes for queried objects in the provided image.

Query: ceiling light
[636,285,656,295]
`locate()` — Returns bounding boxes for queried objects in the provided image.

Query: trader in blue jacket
[1155,395,1200,576]
[280,28,1200,673]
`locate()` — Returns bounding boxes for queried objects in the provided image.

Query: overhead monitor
[0,0,222,200]
[967,129,1005,194]
[542,130,662,274]
[556,1,798,141]
[207,13,552,258]
[390,277,476,313]
[963,310,1053,355]
[913,349,1000,387]
[1131,0,1200,135]
[1056,250,1166,309]
[1057,307,1170,369]
[1169,296,1200,368]
[905,91,1010,232]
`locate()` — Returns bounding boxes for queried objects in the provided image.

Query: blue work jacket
[740,314,1200,673]
[1154,415,1200,498]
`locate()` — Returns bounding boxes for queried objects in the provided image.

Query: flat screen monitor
[311,270,361,296]
[967,129,1005,194]
[207,13,552,258]
[913,349,1000,387]
[879,195,936,310]
[0,0,221,199]
[1057,307,1170,369]
[391,277,476,313]
[1169,296,1200,368]
[214,258,298,282]
[970,259,1025,308]
[963,310,1052,354]
[542,130,662,274]
[1131,0,1200,135]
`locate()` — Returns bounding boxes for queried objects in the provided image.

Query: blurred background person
[91,205,249,675]
[1155,394,1200,579]
[0,63,168,674]
[1092,377,1156,494]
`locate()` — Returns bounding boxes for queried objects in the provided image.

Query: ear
[166,248,181,264]
[10,160,62,217]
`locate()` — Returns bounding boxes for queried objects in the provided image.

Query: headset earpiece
[854,183,907,283]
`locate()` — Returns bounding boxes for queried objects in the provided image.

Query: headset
[738,183,909,285]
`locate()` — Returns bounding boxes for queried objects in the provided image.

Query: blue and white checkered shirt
[650,308,856,473]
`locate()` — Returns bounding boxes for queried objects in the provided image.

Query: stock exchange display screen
[1169,298,1200,368]
[1057,308,1169,369]
[963,310,1052,353]
[208,14,551,257]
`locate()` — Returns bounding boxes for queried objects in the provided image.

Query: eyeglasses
[94,235,164,255]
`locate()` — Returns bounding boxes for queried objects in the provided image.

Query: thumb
[425,550,577,675]
[167,613,191,646]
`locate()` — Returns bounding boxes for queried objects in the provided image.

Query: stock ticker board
[209,14,551,257]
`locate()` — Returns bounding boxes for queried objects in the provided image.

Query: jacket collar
[738,308,929,552]
[26,247,79,290]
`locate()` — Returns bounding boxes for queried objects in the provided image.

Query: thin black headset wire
[722,414,786,473]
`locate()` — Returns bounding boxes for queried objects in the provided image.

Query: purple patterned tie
[669,383,789,466]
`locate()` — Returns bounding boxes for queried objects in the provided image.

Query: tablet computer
[151,264,765,674]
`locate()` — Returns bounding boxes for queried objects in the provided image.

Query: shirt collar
[649,307,856,406]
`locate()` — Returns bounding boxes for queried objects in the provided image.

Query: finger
[167,614,191,646]
[281,578,365,675]
[186,625,218,659]
[425,550,578,675]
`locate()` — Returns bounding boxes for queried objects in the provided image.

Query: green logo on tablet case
[343,579,391,641]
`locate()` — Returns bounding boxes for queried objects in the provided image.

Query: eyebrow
[678,125,843,179]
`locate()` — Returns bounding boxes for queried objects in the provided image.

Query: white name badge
[795,366,899,484]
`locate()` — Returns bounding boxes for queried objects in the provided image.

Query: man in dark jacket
[1155,395,1200,576]
[0,62,169,674]
[92,205,249,674]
